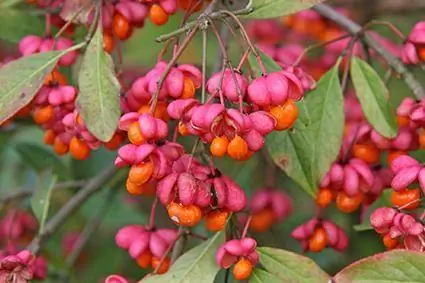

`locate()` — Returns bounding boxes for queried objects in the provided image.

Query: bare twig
[170,227,188,263]
[201,28,208,103]
[27,166,118,254]
[149,25,200,113]
[313,3,425,99]
[65,187,117,266]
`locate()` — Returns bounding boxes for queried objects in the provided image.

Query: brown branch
[313,3,425,100]
[65,187,117,267]
[330,0,425,15]
[27,165,118,254]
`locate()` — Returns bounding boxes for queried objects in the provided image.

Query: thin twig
[241,215,252,238]
[294,34,352,66]
[65,187,117,267]
[147,197,158,230]
[170,227,188,263]
[364,20,406,41]
[313,3,425,99]
[155,7,252,42]
[149,25,200,113]
[201,28,208,103]
[27,166,118,254]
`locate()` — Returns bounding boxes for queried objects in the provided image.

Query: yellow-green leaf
[141,232,224,283]
[31,170,57,233]
[244,0,326,19]
[77,22,120,142]
[350,57,398,138]
[258,247,329,283]
[305,59,344,184]
[334,250,425,283]
[0,51,64,124]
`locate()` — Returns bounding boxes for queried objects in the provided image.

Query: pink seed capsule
[247,76,271,107]
[155,228,178,245]
[177,172,197,205]
[159,0,177,14]
[19,35,43,56]
[165,68,185,98]
[391,166,421,191]
[129,235,150,259]
[157,173,178,205]
[223,177,247,212]
[105,275,129,283]
[149,232,168,258]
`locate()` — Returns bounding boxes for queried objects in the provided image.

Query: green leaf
[142,231,224,283]
[249,269,283,283]
[0,51,65,124]
[244,0,326,19]
[305,60,344,183]
[257,247,329,283]
[350,57,398,138]
[31,170,57,233]
[334,250,425,283]
[15,142,69,179]
[77,22,120,142]
[0,8,43,42]
[354,190,391,231]
[266,125,315,197]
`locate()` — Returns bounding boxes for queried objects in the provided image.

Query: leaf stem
[201,28,208,103]
[241,215,252,238]
[147,197,158,230]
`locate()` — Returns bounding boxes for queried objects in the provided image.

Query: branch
[313,3,425,99]
[65,187,117,267]
[330,0,425,15]
[27,165,118,254]
[170,227,188,263]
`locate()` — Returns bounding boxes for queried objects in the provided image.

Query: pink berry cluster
[14,29,126,159]
[157,156,246,215]
[0,211,46,282]
[370,207,425,251]
[115,225,178,269]
[216,237,259,281]
[0,250,47,283]
[242,188,292,232]
[292,218,349,253]
[321,159,374,198]
[19,35,78,67]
